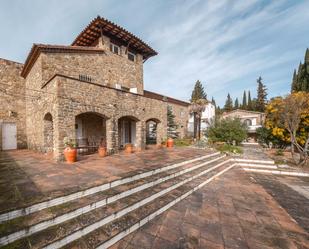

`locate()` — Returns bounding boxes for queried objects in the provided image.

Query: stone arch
[117,115,140,148]
[75,112,108,154]
[43,112,54,153]
[146,118,161,145]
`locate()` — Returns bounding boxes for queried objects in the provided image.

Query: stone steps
[60,161,236,249]
[0,153,229,248]
[0,152,220,223]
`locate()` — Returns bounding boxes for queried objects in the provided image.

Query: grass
[174,138,191,147]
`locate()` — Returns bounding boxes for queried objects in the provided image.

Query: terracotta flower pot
[167,138,174,148]
[98,146,107,157]
[125,144,133,154]
[64,147,77,164]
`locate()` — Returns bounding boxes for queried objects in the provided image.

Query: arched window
[244,119,252,126]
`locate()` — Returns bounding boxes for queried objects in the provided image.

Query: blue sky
[0,0,308,106]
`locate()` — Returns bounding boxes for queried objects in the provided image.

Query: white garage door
[2,123,17,150]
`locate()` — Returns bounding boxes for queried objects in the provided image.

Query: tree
[224,93,233,112]
[167,105,179,139]
[189,99,207,140]
[256,76,267,112]
[205,118,248,145]
[290,48,309,93]
[265,92,309,165]
[190,80,207,102]
[291,69,298,92]
[190,80,207,140]
[247,91,252,110]
[234,98,239,109]
[211,96,216,107]
[242,90,247,109]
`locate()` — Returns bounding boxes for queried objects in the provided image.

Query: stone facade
[40,38,144,95]
[0,16,190,160]
[0,58,27,149]
[221,109,265,140]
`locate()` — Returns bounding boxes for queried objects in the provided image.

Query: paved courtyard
[111,168,309,249]
[0,147,209,213]
[0,146,308,249]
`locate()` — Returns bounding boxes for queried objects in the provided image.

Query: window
[244,119,252,126]
[128,52,136,62]
[121,86,130,92]
[110,43,120,55]
[79,74,92,82]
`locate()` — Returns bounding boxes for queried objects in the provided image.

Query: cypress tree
[242,90,247,109]
[290,48,309,93]
[224,93,233,112]
[291,69,298,92]
[256,76,267,112]
[305,48,309,64]
[211,96,216,106]
[303,48,309,91]
[234,98,239,109]
[247,91,252,110]
[190,80,207,102]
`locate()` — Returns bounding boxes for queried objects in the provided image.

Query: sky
[0,0,308,106]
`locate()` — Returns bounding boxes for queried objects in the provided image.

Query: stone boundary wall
[0,58,27,149]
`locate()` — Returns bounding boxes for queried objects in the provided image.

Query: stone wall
[0,58,27,149]
[23,43,189,159]
[168,103,189,138]
[40,37,144,94]
[25,55,59,153]
[222,110,265,125]
[26,73,169,160]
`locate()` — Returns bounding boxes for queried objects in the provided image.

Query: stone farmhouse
[222,109,265,141]
[0,16,190,160]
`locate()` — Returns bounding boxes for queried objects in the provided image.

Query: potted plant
[125,143,134,154]
[63,137,77,164]
[167,137,174,148]
[98,138,107,157]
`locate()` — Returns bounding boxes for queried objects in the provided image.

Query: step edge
[0,155,227,246]
[0,152,220,223]
[41,160,233,249]
[98,163,237,249]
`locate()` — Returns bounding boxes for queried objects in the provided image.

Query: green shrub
[216,143,243,154]
[205,118,247,145]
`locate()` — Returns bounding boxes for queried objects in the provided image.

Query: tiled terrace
[0,147,210,213]
[111,168,309,249]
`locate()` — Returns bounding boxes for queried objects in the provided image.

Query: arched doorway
[75,112,107,154]
[146,119,160,145]
[43,113,53,153]
[118,116,139,149]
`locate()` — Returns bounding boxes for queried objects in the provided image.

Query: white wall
[188,102,215,132]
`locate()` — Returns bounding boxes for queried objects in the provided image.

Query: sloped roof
[144,90,190,107]
[71,16,157,59]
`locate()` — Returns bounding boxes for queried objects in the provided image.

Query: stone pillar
[106,118,118,154]
[136,121,146,151]
[53,113,75,161]
[156,122,164,145]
